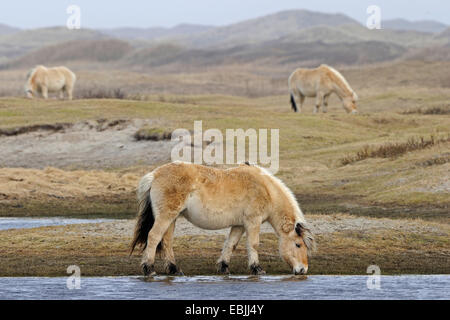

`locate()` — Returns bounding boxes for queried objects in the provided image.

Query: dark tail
[130,173,162,255]
[290,93,298,112]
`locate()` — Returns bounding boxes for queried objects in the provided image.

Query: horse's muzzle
[294,266,307,275]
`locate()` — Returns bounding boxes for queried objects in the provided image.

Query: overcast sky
[1,0,448,29]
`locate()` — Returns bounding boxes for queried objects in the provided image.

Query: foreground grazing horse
[289,64,358,114]
[130,161,315,276]
[25,65,76,100]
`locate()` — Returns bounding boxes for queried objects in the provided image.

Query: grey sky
[1,0,448,29]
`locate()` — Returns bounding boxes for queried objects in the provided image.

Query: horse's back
[44,66,76,89]
[289,67,323,96]
[151,162,272,229]
[52,66,75,79]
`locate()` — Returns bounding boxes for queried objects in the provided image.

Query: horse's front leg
[41,86,48,99]
[161,221,184,276]
[217,226,245,274]
[245,221,266,275]
[322,94,330,113]
[314,94,323,114]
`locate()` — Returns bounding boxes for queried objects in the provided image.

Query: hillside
[383,18,447,33]
[120,38,406,70]
[172,10,360,48]
[0,27,107,62]
[434,27,450,41]
[273,23,440,48]
[2,31,409,71]
[336,24,442,47]
[0,23,20,36]
[100,23,213,41]
[1,9,450,70]
[1,39,133,69]
[405,43,450,62]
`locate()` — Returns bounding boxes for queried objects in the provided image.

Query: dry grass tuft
[340,135,450,165]
[76,87,128,100]
[402,105,450,115]
[417,153,450,167]
[133,126,173,141]
[0,122,71,136]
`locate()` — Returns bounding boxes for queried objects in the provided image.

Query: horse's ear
[281,216,294,234]
[296,222,316,254]
[295,222,308,237]
[295,223,302,236]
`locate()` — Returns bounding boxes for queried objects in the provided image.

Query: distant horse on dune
[130,161,315,276]
[289,64,358,114]
[25,65,76,100]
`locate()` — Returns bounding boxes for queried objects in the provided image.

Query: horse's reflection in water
[137,274,308,284]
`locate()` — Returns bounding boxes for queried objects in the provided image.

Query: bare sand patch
[0,119,176,169]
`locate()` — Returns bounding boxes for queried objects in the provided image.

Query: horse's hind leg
[217,226,245,274]
[161,221,183,275]
[291,89,305,113]
[141,212,179,276]
[298,93,305,113]
[66,85,73,100]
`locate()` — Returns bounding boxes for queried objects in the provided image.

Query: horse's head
[24,85,33,99]
[280,220,315,275]
[343,92,358,114]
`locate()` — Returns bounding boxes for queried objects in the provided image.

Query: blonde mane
[255,165,315,253]
[255,165,306,223]
[322,64,358,100]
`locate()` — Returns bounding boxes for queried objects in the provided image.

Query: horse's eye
[295,243,301,248]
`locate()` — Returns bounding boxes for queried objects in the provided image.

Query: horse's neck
[332,82,351,100]
[267,218,284,237]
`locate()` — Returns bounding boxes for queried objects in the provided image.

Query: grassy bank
[0,217,448,276]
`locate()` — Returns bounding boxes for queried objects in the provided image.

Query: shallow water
[0,275,448,300]
[0,217,114,230]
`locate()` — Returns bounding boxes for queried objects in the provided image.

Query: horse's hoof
[142,263,156,277]
[250,264,266,275]
[217,261,230,275]
[166,263,184,276]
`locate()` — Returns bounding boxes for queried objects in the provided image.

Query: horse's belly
[183,194,243,230]
[298,85,317,97]
[47,79,65,91]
